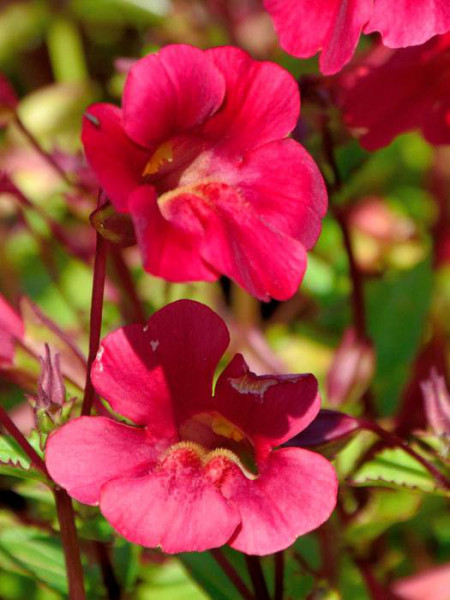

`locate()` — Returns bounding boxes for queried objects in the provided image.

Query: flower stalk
[81,191,108,416]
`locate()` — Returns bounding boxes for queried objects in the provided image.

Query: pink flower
[82,44,327,301]
[336,34,450,149]
[46,300,337,555]
[263,0,450,75]
[0,295,24,367]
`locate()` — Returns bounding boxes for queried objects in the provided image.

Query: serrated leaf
[350,447,449,495]
[0,436,31,469]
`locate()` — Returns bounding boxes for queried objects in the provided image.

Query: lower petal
[100,446,240,553]
[129,185,219,282]
[216,447,337,556]
[45,417,158,505]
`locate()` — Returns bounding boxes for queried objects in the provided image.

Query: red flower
[82,45,327,301]
[46,300,337,555]
[263,0,450,75]
[336,34,450,149]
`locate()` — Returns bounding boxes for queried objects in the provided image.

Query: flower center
[142,141,174,177]
[178,411,258,477]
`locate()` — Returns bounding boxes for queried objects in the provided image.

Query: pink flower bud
[326,327,375,406]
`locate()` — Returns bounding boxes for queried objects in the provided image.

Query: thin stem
[94,541,122,600]
[110,248,146,324]
[0,406,49,477]
[14,115,74,188]
[81,197,108,416]
[209,549,255,600]
[245,556,271,600]
[273,552,284,600]
[361,420,450,490]
[334,209,367,338]
[54,489,86,600]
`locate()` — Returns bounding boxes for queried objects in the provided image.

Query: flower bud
[326,328,375,406]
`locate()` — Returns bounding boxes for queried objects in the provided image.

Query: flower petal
[123,45,226,148]
[237,139,327,250]
[91,300,229,431]
[203,46,300,153]
[209,447,337,555]
[337,39,450,150]
[129,185,219,282]
[366,0,450,47]
[45,417,157,505]
[100,446,240,553]
[160,182,307,300]
[214,354,320,456]
[81,104,149,211]
[264,0,372,75]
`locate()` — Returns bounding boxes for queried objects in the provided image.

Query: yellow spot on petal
[211,415,245,442]
[142,141,174,177]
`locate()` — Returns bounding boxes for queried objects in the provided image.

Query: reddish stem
[360,419,450,490]
[110,248,146,324]
[81,197,108,416]
[245,556,271,600]
[209,549,255,600]
[14,116,74,188]
[0,405,49,477]
[54,489,86,599]
[273,551,285,600]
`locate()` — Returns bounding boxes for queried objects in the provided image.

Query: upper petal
[203,46,300,153]
[45,417,158,505]
[123,45,226,148]
[214,354,321,457]
[237,139,327,250]
[81,103,149,211]
[208,447,337,555]
[100,446,240,553]
[91,300,230,432]
[366,0,450,47]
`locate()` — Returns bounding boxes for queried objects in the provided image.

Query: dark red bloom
[82,44,327,301]
[336,34,450,149]
[264,0,450,75]
[46,300,337,555]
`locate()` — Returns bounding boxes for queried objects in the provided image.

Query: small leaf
[350,447,449,495]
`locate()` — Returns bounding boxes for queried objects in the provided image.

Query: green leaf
[367,259,433,415]
[137,558,209,600]
[0,527,67,594]
[350,447,449,495]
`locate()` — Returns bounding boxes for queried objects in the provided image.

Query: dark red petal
[45,417,158,505]
[123,45,226,148]
[214,354,320,456]
[91,300,229,431]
